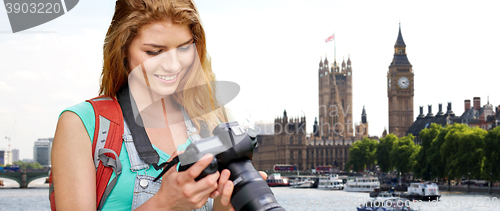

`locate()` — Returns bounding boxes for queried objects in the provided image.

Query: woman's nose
[160,50,181,72]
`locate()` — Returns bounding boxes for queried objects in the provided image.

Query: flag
[325,33,334,43]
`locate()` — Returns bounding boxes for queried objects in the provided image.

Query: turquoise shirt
[63,102,192,211]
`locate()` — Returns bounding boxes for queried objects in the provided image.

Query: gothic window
[298,151,302,159]
[290,150,294,159]
[289,136,293,145]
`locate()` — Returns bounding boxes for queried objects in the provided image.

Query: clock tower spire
[387,24,414,138]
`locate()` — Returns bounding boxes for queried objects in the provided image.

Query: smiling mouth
[154,73,178,81]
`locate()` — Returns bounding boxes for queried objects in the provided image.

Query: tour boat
[289,176,316,188]
[317,174,344,190]
[344,177,380,192]
[406,182,441,201]
[265,173,289,187]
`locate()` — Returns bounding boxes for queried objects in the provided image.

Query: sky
[0,0,499,160]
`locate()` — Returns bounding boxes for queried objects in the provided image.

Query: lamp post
[399,172,401,186]
[490,172,492,194]
[468,172,471,193]
[448,171,451,191]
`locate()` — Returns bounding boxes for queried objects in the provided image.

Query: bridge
[0,171,50,188]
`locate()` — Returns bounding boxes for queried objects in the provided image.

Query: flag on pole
[325,33,335,43]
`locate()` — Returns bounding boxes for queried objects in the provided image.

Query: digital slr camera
[178,122,285,211]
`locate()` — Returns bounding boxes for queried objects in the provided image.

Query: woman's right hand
[136,153,219,211]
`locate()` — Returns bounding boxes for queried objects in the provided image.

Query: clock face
[388,77,391,89]
[398,77,409,89]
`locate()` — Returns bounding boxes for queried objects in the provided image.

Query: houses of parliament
[252,53,370,172]
[252,25,414,172]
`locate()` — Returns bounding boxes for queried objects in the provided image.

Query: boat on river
[289,176,317,188]
[317,174,344,190]
[265,173,289,187]
[344,177,380,192]
[406,182,440,201]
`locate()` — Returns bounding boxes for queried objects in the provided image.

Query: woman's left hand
[212,170,267,211]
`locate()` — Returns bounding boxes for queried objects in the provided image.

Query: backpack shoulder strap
[49,97,124,211]
[86,96,124,211]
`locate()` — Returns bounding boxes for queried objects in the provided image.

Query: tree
[348,144,364,172]
[441,124,486,180]
[13,161,43,170]
[390,134,417,176]
[408,144,421,177]
[414,123,442,180]
[376,134,397,173]
[428,124,450,180]
[482,126,500,181]
[348,138,378,172]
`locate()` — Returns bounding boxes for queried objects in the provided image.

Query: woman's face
[127,20,195,98]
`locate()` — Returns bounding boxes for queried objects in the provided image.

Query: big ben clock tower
[387,24,414,137]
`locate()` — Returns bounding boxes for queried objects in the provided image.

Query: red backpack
[49,96,124,211]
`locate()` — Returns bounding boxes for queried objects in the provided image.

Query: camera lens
[227,160,285,211]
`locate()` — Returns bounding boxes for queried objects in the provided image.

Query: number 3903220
[5,3,62,14]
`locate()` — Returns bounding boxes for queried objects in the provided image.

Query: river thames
[1,179,499,211]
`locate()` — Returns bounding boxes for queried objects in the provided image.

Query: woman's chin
[152,88,177,98]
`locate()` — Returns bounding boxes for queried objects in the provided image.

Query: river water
[1,179,499,211]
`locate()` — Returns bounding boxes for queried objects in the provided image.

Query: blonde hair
[100,0,224,132]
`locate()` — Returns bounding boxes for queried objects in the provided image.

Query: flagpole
[334,31,336,62]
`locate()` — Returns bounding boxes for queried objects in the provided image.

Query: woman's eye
[178,45,191,51]
[146,50,163,55]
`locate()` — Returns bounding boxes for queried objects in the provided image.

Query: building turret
[395,24,406,48]
[390,24,412,67]
[361,106,367,124]
[341,57,346,72]
[313,117,319,137]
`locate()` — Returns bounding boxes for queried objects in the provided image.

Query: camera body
[178,122,285,211]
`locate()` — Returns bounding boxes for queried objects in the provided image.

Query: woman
[52,0,250,210]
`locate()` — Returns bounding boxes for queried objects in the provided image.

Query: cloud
[0,106,14,114]
[22,104,45,113]
[49,91,85,103]
[6,70,40,82]
[0,81,16,93]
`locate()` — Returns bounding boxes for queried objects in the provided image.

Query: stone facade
[252,114,352,171]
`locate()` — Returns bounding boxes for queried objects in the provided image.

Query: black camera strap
[117,84,161,168]
[153,156,180,182]
[226,122,236,147]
